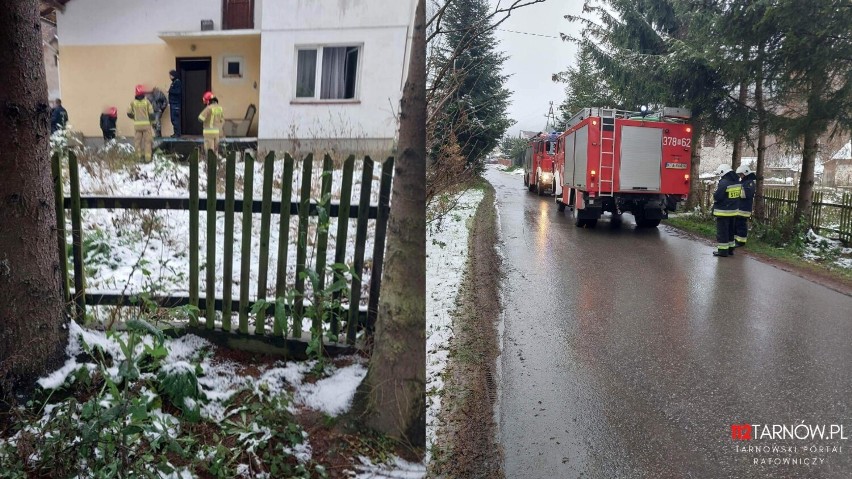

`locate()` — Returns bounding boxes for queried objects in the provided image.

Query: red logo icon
[731,424,751,441]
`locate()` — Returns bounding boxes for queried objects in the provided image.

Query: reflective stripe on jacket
[198,105,224,135]
[713,172,743,217]
[737,174,756,217]
[127,99,154,128]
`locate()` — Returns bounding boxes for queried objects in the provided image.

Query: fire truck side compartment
[619,125,663,191]
[574,125,588,189]
[562,131,575,187]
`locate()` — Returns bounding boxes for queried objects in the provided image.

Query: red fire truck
[523,132,559,195]
[554,107,693,228]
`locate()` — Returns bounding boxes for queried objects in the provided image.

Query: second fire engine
[554,107,693,228]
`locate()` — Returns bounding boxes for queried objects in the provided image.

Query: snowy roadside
[425,189,485,460]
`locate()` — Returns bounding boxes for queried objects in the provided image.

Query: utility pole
[544,101,556,131]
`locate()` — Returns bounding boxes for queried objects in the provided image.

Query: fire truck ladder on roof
[598,110,616,198]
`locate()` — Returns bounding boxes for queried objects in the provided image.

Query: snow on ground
[295,363,367,416]
[803,229,852,270]
[490,163,524,176]
[352,456,427,478]
[37,321,368,421]
[425,189,484,459]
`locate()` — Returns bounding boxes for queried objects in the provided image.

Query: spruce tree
[431,0,513,171]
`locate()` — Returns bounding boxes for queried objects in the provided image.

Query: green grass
[665,215,852,284]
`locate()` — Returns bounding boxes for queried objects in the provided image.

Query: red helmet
[135,84,145,96]
[202,91,214,104]
[108,107,117,118]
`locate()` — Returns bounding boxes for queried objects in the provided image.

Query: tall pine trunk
[730,81,748,170]
[686,117,702,211]
[0,0,68,406]
[794,127,818,233]
[754,51,767,219]
[354,0,426,447]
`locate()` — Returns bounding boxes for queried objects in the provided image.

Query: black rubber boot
[713,250,729,257]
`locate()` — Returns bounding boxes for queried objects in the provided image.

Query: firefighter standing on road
[198,91,224,155]
[712,165,743,257]
[734,165,756,249]
[127,85,155,161]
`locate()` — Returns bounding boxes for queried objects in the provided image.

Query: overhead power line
[495,28,560,39]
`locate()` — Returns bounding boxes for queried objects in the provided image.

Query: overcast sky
[490,0,586,137]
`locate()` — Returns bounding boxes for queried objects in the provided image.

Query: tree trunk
[0,0,68,406]
[754,55,767,219]
[686,117,702,211]
[794,127,818,232]
[730,81,748,170]
[354,0,426,448]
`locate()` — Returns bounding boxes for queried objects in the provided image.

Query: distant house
[55,0,416,152]
[823,141,852,187]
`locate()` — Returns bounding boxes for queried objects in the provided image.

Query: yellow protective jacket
[198,104,224,136]
[127,98,154,130]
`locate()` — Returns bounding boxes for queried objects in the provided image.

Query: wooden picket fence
[52,150,394,347]
[754,188,852,244]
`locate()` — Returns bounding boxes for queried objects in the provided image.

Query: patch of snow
[295,363,367,416]
[425,190,483,458]
[353,455,426,479]
[283,431,312,464]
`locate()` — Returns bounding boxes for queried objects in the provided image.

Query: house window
[223,56,243,78]
[295,46,360,100]
[703,133,717,148]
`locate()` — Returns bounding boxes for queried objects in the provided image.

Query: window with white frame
[295,46,360,100]
[223,56,243,78]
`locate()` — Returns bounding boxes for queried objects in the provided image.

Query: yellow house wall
[59,37,260,138]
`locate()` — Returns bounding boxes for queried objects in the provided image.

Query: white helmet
[736,165,753,176]
[715,165,732,176]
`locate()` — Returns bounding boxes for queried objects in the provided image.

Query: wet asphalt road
[486,168,852,479]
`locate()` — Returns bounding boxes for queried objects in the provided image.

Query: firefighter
[734,165,756,248]
[99,107,117,143]
[198,91,224,155]
[127,85,155,161]
[711,165,743,257]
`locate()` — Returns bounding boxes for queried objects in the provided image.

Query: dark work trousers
[735,216,749,246]
[169,105,181,136]
[153,110,163,137]
[715,216,735,253]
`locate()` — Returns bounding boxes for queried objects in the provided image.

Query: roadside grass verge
[665,214,852,286]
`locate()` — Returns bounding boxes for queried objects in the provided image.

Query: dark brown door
[223,0,254,30]
[177,58,211,136]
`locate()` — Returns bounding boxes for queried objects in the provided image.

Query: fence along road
[54,150,393,348]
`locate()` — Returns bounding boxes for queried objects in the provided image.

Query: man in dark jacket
[167,70,182,137]
[711,165,743,257]
[50,99,68,133]
[147,87,168,137]
[734,165,757,248]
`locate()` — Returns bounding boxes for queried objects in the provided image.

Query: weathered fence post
[256,152,275,335]
[222,151,237,331]
[347,156,374,345]
[205,151,217,329]
[238,152,255,334]
[331,155,355,339]
[312,154,334,340]
[294,154,314,339]
[275,154,295,337]
[68,151,86,321]
[52,152,70,305]
[367,157,394,334]
[189,150,200,325]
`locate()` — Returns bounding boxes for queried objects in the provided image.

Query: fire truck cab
[524,132,559,196]
[554,107,693,228]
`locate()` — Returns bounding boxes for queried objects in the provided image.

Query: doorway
[176,58,211,136]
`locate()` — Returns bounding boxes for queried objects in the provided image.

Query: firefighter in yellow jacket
[198,91,224,155]
[127,85,155,161]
